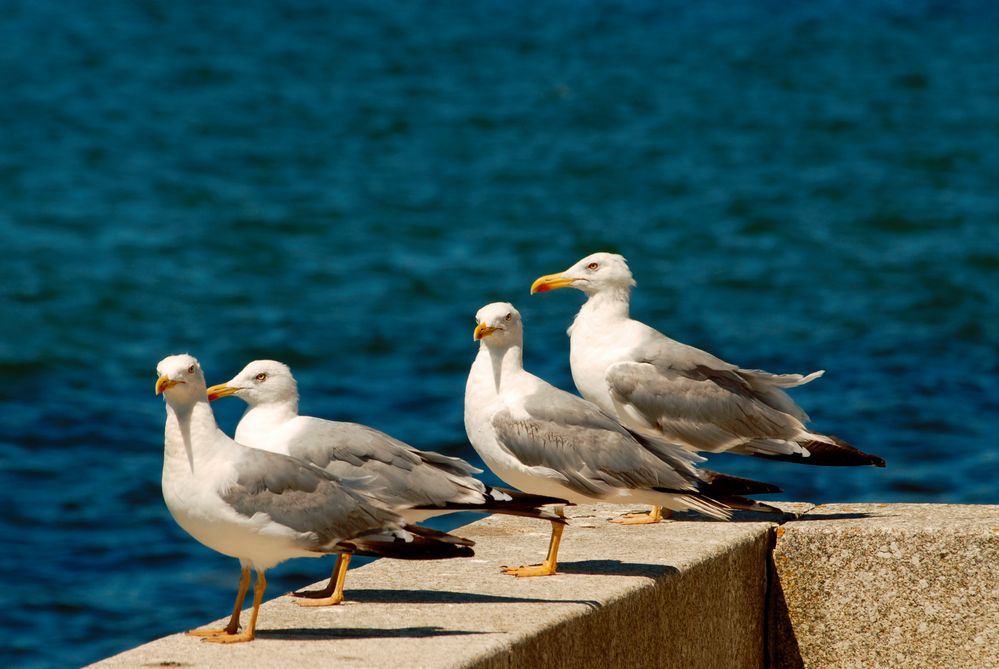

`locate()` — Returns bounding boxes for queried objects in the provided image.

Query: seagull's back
[237,409,497,521]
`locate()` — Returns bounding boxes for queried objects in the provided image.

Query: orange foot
[185,627,237,638]
[609,513,660,525]
[500,562,557,577]
[202,630,255,644]
[290,586,336,599]
[609,507,668,525]
[293,593,344,607]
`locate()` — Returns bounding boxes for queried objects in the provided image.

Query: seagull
[206,359,566,606]
[531,252,885,524]
[155,354,474,643]
[464,303,780,576]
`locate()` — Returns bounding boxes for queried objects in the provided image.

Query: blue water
[2,1,997,666]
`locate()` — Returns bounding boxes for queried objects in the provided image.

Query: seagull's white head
[530,252,635,297]
[206,360,298,407]
[155,354,209,405]
[473,302,524,348]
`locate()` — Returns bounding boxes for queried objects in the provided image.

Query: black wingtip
[870,455,887,468]
[744,434,886,467]
[488,486,568,507]
[412,487,570,523]
[338,525,475,561]
[715,495,784,515]
[700,470,784,496]
[781,437,886,468]
[403,524,475,547]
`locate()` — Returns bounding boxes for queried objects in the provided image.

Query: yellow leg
[204,570,266,644]
[186,566,250,637]
[610,505,671,525]
[293,554,350,607]
[502,506,565,577]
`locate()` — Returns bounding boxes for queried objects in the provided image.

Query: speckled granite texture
[770,504,999,669]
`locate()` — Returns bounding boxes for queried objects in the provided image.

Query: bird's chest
[161,456,243,552]
[464,377,505,458]
[464,366,531,477]
[569,323,630,412]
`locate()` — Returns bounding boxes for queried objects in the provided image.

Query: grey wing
[279,418,489,509]
[280,418,424,471]
[491,385,700,498]
[222,447,402,551]
[641,333,821,418]
[606,350,814,453]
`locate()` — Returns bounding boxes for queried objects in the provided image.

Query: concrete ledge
[89,504,778,669]
[88,503,999,669]
[769,503,999,669]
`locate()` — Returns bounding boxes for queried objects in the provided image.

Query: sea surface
[1,1,997,667]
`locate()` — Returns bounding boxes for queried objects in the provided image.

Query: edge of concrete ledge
[88,503,999,669]
[87,503,788,669]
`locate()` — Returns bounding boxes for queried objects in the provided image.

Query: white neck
[234,400,299,445]
[570,288,631,336]
[475,342,524,393]
[584,287,631,317]
[163,398,233,474]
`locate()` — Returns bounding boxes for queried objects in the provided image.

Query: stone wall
[88,503,998,669]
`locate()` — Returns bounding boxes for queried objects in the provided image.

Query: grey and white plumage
[531,252,885,468]
[464,304,779,576]
[206,360,565,603]
[207,360,566,522]
[156,354,473,642]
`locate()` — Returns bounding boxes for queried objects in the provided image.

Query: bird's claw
[293,594,344,607]
[201,631,255,644]
[290,587,336,599]
[185,627,237,638]
[500,563,557,577]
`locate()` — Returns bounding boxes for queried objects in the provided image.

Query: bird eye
[505,313,512,321]
[255,373,267,381]
[587,262,599,271]
[187,365,195,374]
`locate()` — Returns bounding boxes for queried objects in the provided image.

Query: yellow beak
[206,383,239,401]
[530,273,576,294]
[474,323,498,341]
[155,375,180,395]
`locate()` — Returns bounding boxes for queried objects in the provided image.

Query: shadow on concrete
[781,512,874,522]
[765,540,805,669]
[668,511,782,523]
[256,626,484,642]
[670,510,875,524]
[558,559,678,579]
[343,588,598,607]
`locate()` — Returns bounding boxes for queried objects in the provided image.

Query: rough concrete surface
[91,502,995,668]
[89,504,778,669]
[770,503,999,669]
